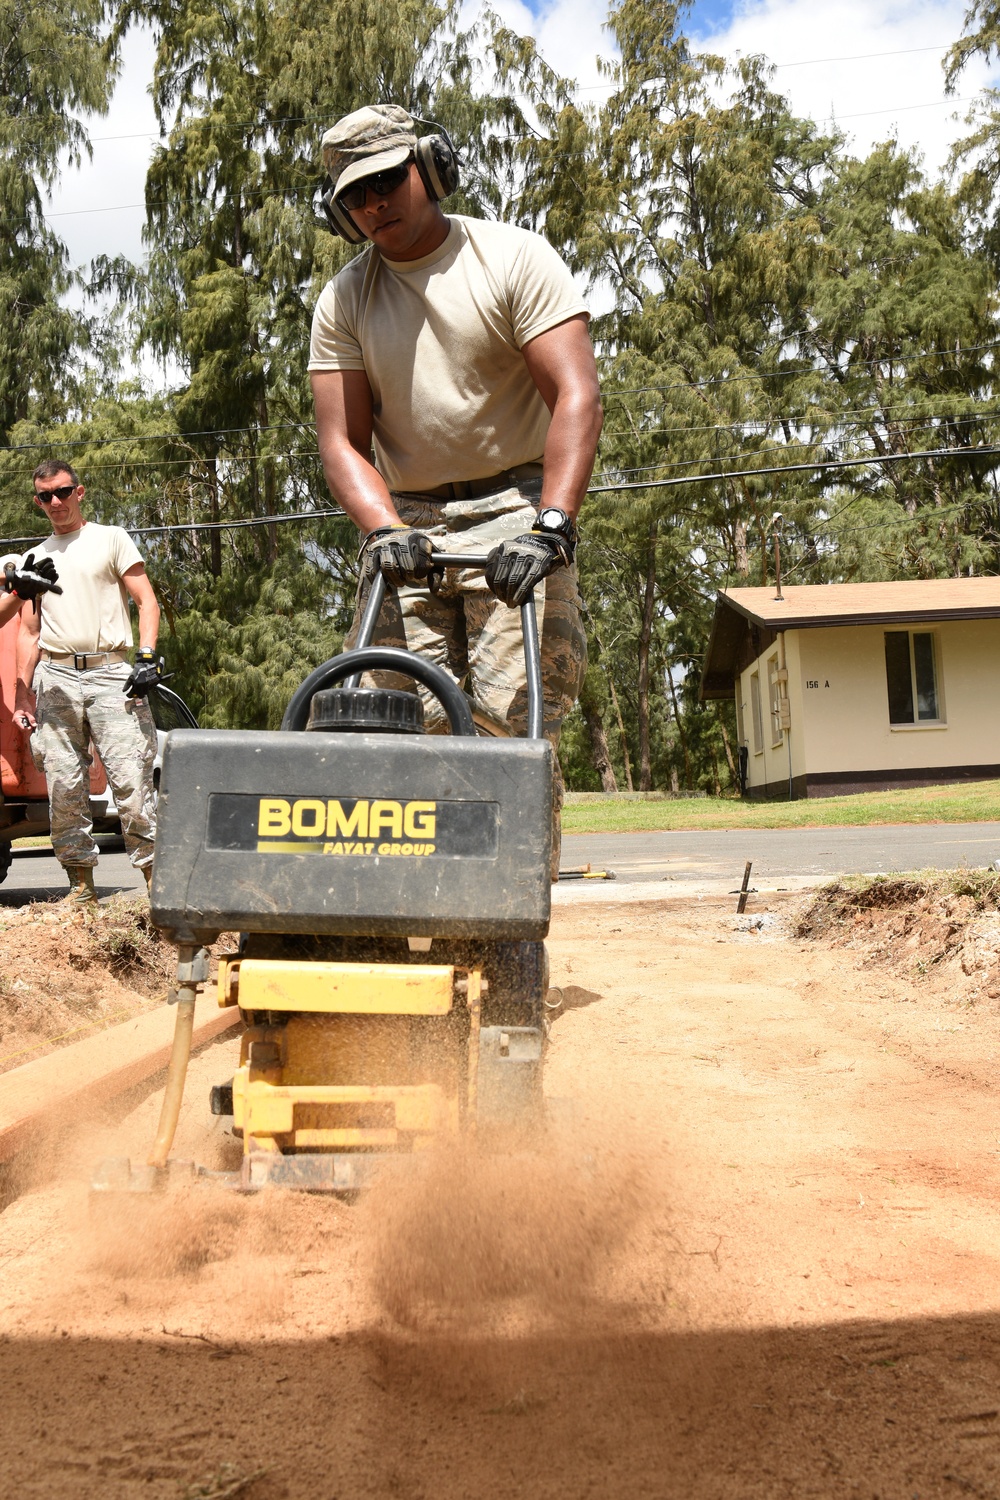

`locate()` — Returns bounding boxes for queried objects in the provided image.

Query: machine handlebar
[282,553,545,740]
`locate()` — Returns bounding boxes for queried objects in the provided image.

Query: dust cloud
[360,1123,661,1331]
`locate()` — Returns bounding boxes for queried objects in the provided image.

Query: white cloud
[45,25,159,274]
[687,0,995,176]
[470,0,610,94]
[474,0,996,175]
[43,1,998,283]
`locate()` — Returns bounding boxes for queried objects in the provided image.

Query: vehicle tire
[0,840,12,887]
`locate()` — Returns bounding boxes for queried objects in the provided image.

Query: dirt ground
[0,897,174,1076]
[3,888,1000,1498]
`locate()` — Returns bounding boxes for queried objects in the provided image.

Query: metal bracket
[175,945,211,985]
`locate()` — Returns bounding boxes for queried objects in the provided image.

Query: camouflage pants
[345,482,588,876]
[32,660,157,870]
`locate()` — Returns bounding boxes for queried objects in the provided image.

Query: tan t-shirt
[32,523,144,653]
[308,215,589,492]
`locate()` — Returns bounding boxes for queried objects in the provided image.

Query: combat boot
[62,865,98,907]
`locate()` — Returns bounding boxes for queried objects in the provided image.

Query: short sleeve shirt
[32,523,144,653]
[309,216,589,492]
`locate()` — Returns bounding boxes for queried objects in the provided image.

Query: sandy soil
[0,897,174,1076]
[2,892,1000,1498]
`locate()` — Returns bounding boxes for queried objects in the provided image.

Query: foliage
[0,0,115,444]
[3,0,1000,794]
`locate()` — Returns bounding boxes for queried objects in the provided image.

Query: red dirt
[2,892,1000,1497]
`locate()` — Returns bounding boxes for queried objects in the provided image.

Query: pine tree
[0,0,115,444]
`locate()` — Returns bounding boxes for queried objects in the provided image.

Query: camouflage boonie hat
[321,105,417,197]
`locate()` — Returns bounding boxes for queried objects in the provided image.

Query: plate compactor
[93,556,553,1193]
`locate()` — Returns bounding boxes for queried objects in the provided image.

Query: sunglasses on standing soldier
[337,160,412,212]
[33,484,76,503]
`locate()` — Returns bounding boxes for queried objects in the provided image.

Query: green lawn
[562,779,1000,835]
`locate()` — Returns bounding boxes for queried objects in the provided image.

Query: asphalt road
[4,821,1000,907]
[561,822,1000,886]
[0,842,144,907]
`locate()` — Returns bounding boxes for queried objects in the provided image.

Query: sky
[46,0,996,278]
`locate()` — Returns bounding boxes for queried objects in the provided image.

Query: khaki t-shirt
[31,523,144,654]
[308,215,589,492]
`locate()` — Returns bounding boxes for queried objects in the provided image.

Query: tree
[87,0,570,723]
[0,0,115,444]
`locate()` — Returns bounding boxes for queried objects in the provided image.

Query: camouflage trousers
[346,481,588,876]
[32,660,157,870]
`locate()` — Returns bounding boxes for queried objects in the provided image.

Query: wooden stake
[736,860,753,914]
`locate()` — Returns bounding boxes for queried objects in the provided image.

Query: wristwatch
[534,508,577,545]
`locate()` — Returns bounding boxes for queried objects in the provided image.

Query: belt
[395,462,544,502]
[41,649,129,671]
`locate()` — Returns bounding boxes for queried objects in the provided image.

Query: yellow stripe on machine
[239,1081,453,1141]
[219,959,455,1015]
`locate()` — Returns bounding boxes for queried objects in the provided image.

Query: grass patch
[85,895,170,989]
[562,779,1000,835]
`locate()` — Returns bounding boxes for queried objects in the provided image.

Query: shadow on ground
[5,1312,1000,1497]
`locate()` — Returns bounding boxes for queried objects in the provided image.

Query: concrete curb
[551,875,825,904]
[0,994,241,1162]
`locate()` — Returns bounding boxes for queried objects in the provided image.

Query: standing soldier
[309,105,603,875]
[14,461,165,905]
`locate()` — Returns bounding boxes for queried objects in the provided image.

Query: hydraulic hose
[147,981,197,1168]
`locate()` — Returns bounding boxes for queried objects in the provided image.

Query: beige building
[700,579,1000,799]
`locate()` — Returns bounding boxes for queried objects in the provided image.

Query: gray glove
[4,553,63,612]
[359,526,439,589]
[485,532,571,608]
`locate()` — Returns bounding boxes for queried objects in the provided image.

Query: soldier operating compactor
[93,557,552,1192]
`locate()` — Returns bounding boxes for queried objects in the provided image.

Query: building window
[768,654,783,745]
[884,631,941,724]
[750,671,763,754]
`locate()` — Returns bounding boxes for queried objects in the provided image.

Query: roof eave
[720,598,1000,630]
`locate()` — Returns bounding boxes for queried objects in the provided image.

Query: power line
[2,431,992,487]
[597,340,1000,396]
[0,505,347,550]
[0,421,315,454]
[4,355,997,462]
[829,94,976,123]
[26,86,981,227]
[2,442,994,551]
[596,431,1000,475]
[585,444,1000,494]
[7,392,998,461]
[3,428,996,487]
[599,408,1000,447]
[24,42,961,147]
[773,42,953,69]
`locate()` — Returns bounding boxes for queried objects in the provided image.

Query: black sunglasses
[338,160,411,212]
[34,484,76,503]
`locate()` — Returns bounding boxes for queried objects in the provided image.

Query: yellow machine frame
[216,956,482,1160]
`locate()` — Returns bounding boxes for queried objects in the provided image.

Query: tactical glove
[359,526,440,589]
[4,553,63,612]
[123,647,166,699]
[485,531,572,608]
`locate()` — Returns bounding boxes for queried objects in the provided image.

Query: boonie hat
[321,105,418,198]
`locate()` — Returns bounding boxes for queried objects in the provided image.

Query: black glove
[359,526,440,589]
[123,647,166,699]
[485,531,572,608]
[4,553,63,612]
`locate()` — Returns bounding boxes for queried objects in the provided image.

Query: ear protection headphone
[319,120,460,244]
